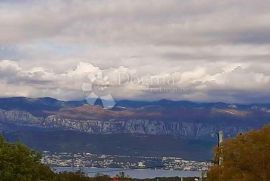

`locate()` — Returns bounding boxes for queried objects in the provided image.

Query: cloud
[1,0,270,45]
[0,0,270,103]
[0,60,270,103]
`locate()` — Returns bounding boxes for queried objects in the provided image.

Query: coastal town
[42,151,211,171]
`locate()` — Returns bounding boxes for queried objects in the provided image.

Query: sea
[53,167,203,179]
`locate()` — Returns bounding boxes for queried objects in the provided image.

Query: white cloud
[0,60,270,103]
[0,0,270,102]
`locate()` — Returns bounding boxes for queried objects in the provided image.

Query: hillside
[1,97,270,160]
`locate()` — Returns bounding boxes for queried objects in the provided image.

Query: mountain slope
[1,97,270,160]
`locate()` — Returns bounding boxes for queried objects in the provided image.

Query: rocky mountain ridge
[1,102,269,138]
[1,97,270,160]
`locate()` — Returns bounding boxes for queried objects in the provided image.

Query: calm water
[54,167,202,179]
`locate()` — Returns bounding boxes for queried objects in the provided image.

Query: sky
[0,0,270,103]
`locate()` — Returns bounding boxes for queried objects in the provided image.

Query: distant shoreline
[53,167,203,179]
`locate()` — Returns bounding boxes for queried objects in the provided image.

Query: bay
[54,167,202,179]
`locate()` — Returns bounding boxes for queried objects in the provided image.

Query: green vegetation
[3,123,270,181]
[6,130,214,161]
[133,177,202,181]
[0,136,55,181]
[0,135,111,181]
[1,135,197,181]
[57,172,111,181]
[207,125,270,181]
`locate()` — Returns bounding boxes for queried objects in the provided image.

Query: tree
[0,136,56,181]
[115,171,131,181]
[56,171,111,181]
[207,125,270,181]
[0,136,113,181]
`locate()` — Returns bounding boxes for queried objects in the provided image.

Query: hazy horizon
[2,95,270,105]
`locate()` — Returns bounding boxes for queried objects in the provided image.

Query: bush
[0,136,56,181]
[0,136,120,181]
[207,125,270,181]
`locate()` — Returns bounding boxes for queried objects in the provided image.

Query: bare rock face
[0,109,41,125]
[0,108,260,138]
[1,98,269,161]
[1,98,270,138]
[44,116,251,137]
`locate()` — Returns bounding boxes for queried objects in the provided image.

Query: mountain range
[1,97,270,160]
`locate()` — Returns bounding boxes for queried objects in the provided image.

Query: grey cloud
[1,60,270,103]
[0,0,270,103]
[0,0,269,45]
[162,52,270,62]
